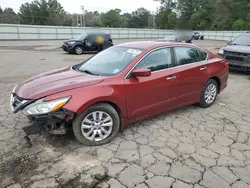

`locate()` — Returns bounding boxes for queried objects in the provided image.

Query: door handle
[200,67,207,71]
[166,76,176,80]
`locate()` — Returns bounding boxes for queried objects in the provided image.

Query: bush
[232,19,246,30]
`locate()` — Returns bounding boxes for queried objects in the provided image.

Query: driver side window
[135,48,173,72]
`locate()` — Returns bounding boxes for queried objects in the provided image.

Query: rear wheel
[199,79,218,108]
[74,46,83,55]
[72,103,120,146]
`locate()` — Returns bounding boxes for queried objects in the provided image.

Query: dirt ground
[0,39,250,188]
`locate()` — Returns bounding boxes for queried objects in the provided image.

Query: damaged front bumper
[10,92,75,136]
[24,109,74,135]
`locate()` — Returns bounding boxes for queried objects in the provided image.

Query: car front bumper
[61,44,74,52]
[10,93,75,135]
[218,54,250,71]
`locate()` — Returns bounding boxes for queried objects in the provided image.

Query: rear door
[172,46,210,105]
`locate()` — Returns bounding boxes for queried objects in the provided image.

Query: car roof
[86,32,110,35]
[117,41,196,50]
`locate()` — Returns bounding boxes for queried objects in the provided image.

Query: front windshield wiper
[81,69,99,76]
[231,43,250,46]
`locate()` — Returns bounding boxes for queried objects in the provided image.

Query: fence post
[56,27,58,40]
[38,26,40,40]
[17,24,20,40]
[71,27,73,39]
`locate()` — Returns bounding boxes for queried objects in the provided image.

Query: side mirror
[132,68,151,77]
[227,41,232,45]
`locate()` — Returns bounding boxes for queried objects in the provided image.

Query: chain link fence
[0,24,246,41]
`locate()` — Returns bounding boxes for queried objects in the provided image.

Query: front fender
[44,85,127,119]
[72,42,84,49]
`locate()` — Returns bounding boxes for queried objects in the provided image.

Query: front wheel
[74,46,83,55]
[72,103,120,146]
[199,79,218,108]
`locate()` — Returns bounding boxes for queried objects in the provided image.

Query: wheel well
[210,77,221,92]
[93,101,121,116]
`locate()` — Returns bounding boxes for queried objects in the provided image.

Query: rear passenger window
[174,47,201,65]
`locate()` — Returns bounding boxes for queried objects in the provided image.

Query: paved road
[1,39,250,188]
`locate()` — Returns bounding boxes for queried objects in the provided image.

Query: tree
[18,0,70,25]
[101,10,123,27]
[155,7,176,29]
[85,11,102,27]
[232,19,246,30]
[0,7,18,24]
[130,8,151,28]
[123,13,132,28]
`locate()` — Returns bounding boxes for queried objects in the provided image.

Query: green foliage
[129,8,151,28]
[18,0,71,25]
[101,10,124,27]
[1,0,250,30]
[0,6,18,24]
[232,19,246,30]
[155,0,250,30]
[155,7,176,29]
[85,11,102,27]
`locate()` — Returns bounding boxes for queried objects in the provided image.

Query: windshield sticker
[127,49,142,55]
[113,69,120,74]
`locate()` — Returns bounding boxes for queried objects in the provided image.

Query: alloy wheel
[75,46,83,54]
[81,111,113,141]
[204,83,217,104]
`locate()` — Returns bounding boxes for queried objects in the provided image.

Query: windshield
[232,35,250,46]
[76,33,87,40]
[78,46,143,76]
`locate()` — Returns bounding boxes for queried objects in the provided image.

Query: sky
[1,0,160,13]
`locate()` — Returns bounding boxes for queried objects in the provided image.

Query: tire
[74,46,83,55]
[72,103,120,146]
[199,79,218,108]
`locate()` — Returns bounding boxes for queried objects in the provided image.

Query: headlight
[24,96,71,115]
[68,41,75,45]
[218,48,224,55]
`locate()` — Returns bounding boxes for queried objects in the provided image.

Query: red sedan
[10,41,228,145]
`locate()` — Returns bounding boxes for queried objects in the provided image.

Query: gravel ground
[1,39,250,188]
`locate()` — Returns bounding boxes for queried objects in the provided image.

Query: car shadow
[63,51,97,55]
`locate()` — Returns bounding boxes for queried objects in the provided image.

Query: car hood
[64,39,82,44]
[15,67,104,99]
[223,45,250,54]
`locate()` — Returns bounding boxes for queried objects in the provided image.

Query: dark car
[61,33,113,55]
[217,32,250,72]
[193,31,204,40]
[11,41,228,146]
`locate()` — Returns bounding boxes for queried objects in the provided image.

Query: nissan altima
[10,41,229,146]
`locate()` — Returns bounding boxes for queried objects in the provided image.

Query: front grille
[224,51,250,63]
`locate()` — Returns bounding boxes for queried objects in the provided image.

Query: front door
[124,47,180,121]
